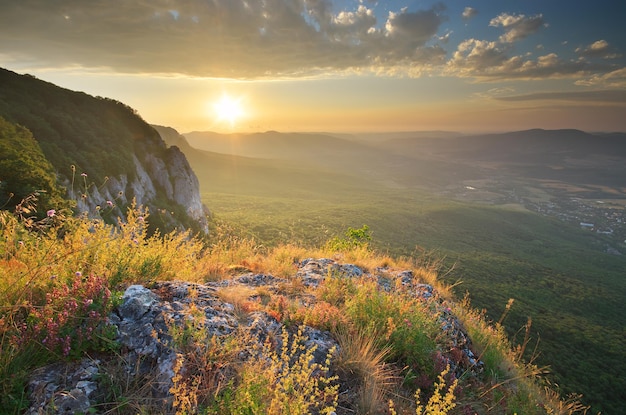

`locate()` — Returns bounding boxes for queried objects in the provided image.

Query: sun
[212,94,244,127]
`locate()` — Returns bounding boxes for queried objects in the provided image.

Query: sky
[1,0,625,134]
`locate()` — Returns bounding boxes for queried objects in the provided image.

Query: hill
[0,68,208,233]
[1,201,587,414]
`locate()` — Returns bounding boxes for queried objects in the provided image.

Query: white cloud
[462,7,477,20]
[447,40,603,81]
[447,39,508,75]
[438,31,453,44]
[576,40,621,59]
[576,68,626,88]
[489,13,545,43]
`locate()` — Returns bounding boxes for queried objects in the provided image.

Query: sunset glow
[0,1,624,133]
[212,94,245,128]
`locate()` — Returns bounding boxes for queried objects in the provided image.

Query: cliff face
[0,68,209,234]
[68,146,209,234]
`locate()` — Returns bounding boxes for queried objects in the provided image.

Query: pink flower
[106,200,113,206]
[81,173,88,177]
[47,209,56,217]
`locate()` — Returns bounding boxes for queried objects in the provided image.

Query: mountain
[378,128,626,194]
[183,130,394,172]
[382,128,626,162]
[0,68,208,234]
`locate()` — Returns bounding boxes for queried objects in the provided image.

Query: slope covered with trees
[0,116,68,216]
[0,68,208,234]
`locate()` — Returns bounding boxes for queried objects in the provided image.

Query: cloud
[0,1,621,84]
[576,40,621,59]
[495,89,626,103]
[575,68,626,88]
[385,6,446,45]
[462,7,477,20]
[489,13,545,43]
[446,39,611,81]
[0,0,447,79]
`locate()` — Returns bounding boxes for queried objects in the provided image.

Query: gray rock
[26,259,483,414]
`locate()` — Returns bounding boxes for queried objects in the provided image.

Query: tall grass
[0,201,591,414]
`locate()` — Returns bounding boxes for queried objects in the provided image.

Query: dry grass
[334,327,397,414]
[215,285,263,319]
[0,203,592,415]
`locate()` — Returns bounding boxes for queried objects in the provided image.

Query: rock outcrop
[68,141,209,235]
[27,258,483,415]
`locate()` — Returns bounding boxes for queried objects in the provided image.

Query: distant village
[526,197,625,248]
[448,181,626,254]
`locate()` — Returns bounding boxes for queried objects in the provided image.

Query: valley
[163,127,626,413]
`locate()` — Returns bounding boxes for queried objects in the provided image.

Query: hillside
[171,128,626,413]
[0,68,208,233]
[1,202,587,414]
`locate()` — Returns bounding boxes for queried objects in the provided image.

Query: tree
[0,116,68,216]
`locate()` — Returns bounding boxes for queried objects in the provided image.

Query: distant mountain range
[177,127,626,195]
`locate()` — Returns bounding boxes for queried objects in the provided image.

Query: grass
[0,201,595,414]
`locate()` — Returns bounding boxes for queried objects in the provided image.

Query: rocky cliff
[0,68,208,234]
[68,137,209,234]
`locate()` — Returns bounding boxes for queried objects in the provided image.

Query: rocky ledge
[27,258,483,414]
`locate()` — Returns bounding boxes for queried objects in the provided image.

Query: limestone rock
[27,259,483,414]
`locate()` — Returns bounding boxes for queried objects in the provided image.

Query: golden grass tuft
[334,327,397,414]
[215,285,263,319]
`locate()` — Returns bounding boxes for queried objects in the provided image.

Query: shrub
[209,326,339,415]
[325,224,371,252]
[20,273,114,358]
[345,280,438,374]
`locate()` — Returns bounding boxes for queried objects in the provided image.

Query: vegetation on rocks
[0,199,591,414]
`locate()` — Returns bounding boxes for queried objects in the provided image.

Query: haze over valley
[153,125,626,413]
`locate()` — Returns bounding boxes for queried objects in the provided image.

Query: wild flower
[15,274,113,357]
[415,365,458,415]
[46,209,55,217]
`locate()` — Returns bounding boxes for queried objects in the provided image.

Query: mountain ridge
[0,67,209,234]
